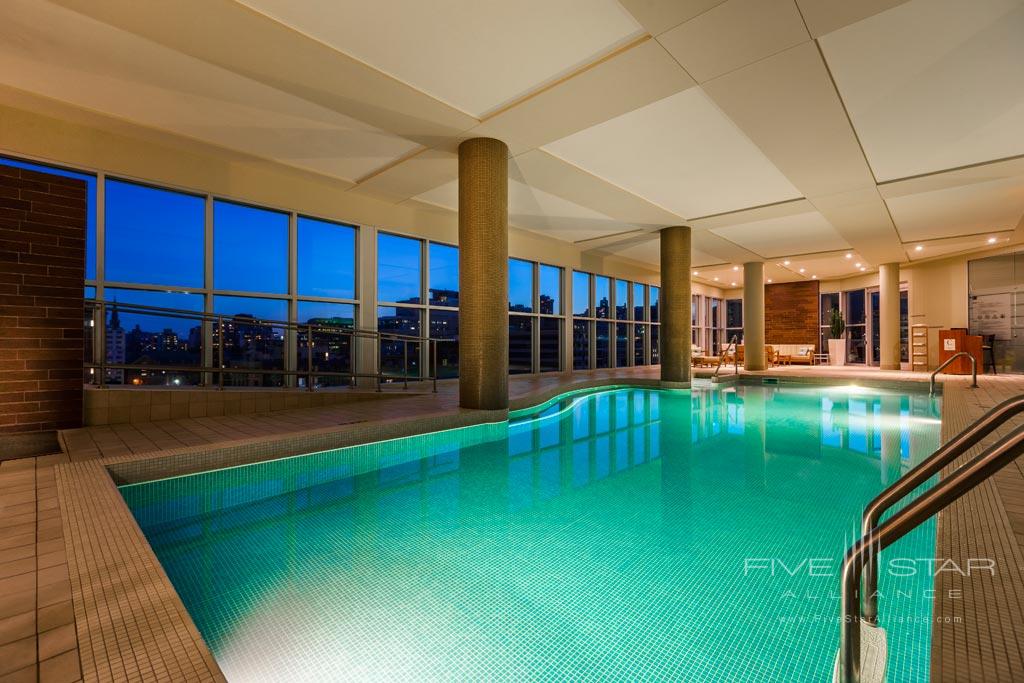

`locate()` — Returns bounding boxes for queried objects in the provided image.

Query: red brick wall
[765,281,820,349]
[0,164,86,433]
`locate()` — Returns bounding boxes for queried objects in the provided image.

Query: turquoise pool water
[122,383,942,682]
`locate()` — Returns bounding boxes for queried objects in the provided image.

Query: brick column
[0,165,86,439]
[743,262,766,371]
[458,138,508,410]
[879,262,901,370]
[660,226,691,387]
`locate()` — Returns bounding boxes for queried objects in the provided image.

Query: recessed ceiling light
[732,266,739,271]
[783,260,791,266]
[811,275,817,279]
[767,279,773,283]
[713,277,719,281]
[988,237,998,244]
[860,266,866,271]
[798,267,805,273]
[854,262,861,267]
[845,253,852,259]
[730,282,736,286]
[914,245,923,252]
[693,270,699,275]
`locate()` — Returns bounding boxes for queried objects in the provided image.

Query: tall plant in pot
[827,307,847,366]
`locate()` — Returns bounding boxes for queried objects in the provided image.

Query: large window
[571,270,657,370]
[75,170,361,387]
[429,242,459,378]
[845,289,867,364]
[507,259,564,373]
[819,292,840,358]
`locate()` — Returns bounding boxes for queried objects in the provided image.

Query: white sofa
[770,343,815,365]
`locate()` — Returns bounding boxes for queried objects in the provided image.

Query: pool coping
[53,374,950,681]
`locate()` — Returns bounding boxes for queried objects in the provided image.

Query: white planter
[828,338,847,366]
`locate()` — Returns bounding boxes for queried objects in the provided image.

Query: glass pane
[573,319,590,370]
[615,280,629,319]
[692,295,699,326]
[2,158,97,280]
[595,276,611,319]
[429,243,459,307]
[539,264,561,315]
[726,299,743,328]
[633,283,646,321]
[634,323,646,365]
[509,259,534,312]
[846,289,866,325]
[378,233,422,304]
[509,315,533,374]
[298,216,355,299]
[214,201,288,293]
[820,292,840,324]
[848,325,866,364]
[650,287,660,323]
[616,323,628,366]
[105,180,204,287]
[297,301,355,388]
[213,296,288,387]
[651,325,660,364]
[102,288,203,386]
[596,321,610,368]
[377,306,422,377]
[572,271,591,317]
[539,318,560,372]
[430,309,459,379]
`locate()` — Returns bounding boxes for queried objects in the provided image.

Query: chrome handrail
[712,335,739,379]
[859,394,1024,624]
[929,351,977,395]
[838,423,1024,682]
[85,299,446,392]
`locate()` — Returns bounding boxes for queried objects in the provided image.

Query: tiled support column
[743,262,766,371]
[458,138,508,409]
[660,225,691,387]
[879,262,901,370]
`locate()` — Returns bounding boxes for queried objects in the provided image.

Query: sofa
[770,343,815,365]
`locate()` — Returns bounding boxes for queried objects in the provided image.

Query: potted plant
[827,307,846,366]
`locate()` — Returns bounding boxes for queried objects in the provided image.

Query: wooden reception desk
[938,328,984,375]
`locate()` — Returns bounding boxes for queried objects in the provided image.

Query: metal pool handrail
[929,351,977,395]
[858,393,1024,625]
[713,335,739,379]
[838,423,1024,682]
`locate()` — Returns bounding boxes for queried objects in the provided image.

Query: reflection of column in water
[642,391,653,464]
[880,394,902,486]
[660,390,694,547]
[742,387,767,491]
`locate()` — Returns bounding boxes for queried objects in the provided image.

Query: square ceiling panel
[710,211,851,258]
[238,0,643,117]
[820,0,1024,181]
[0,0,420,183]
[414,179,627,242]
[542,88,803,219]
[885,175,1024,242]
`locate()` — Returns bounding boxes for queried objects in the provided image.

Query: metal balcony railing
[84,299,446,392]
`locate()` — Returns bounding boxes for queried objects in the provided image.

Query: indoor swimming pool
[121,383,942,681]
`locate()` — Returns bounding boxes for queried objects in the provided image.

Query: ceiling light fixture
[783,260,791,266]
[845,253,852,259]
[988,237,998,244]
[914,245,923,252]
[798,267,805,273]
[732,266,739,271]
[767,279,773,283]
[812,275,817,279]
[730,282,736,286]
[860,266,866,271]
[693,270,699,275]
[713,277,719,282]
[854,262,861,267]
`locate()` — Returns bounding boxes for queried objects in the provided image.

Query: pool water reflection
[122,384,941,682]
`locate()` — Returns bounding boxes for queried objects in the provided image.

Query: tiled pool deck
[2,366,1023,681]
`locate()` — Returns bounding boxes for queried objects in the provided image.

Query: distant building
[105,303,125,384]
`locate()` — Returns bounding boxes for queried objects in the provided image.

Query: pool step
[832,620,887,683]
